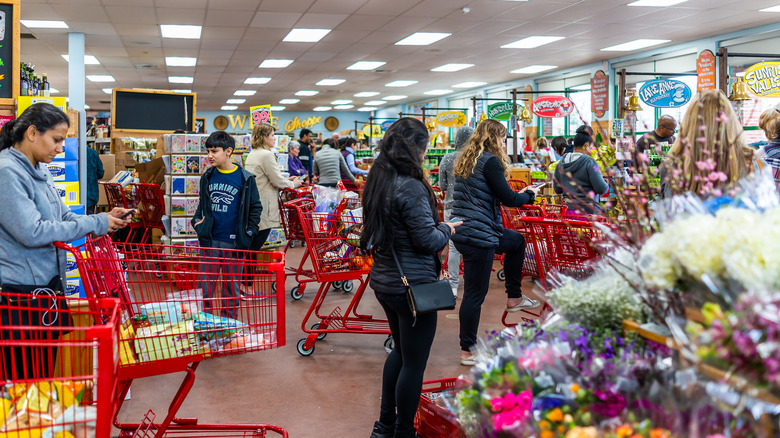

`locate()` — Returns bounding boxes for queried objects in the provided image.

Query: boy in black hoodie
[553,125,609,214]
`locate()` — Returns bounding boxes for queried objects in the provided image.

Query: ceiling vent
[135,64,162,70]
[374,69,396,74]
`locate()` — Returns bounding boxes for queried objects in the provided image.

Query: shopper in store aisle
[86,145,104,214]
[246,124,303,251]
[339,137,368,178]
[437,126,474,299]
[286,140,308,179]
[552,125,609,214]
[312,138,356,187]
[192,131,262,317]
[298,129,314,181]
[361,118,460,438]
[636,114,677,154]
[758,104,780,183]
[0,103,132,379]
[451,119,541,366]
[660,90,759,198]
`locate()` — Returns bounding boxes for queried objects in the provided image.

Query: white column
[68,32,87,210]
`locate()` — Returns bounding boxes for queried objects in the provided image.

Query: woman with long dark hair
[361,118,460,438]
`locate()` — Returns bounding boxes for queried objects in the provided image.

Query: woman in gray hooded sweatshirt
[437,126,473,298]
[552,125,609,214]
[0,103,132,379]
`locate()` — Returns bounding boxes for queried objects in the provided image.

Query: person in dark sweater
[552,125,609,214]
[636,115,676,153]
[361,118,460,438]
[192,131,262,318]
[298,128,314,180]
[451,119,541,366]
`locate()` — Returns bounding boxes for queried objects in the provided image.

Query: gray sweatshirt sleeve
[587,160,609,195]
[0,168,108,246]
[438,155,451,192]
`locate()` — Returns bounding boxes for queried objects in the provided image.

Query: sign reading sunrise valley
[744,62,780,97]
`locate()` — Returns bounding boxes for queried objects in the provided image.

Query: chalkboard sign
[0,1,17,101]
[112,89,196,132]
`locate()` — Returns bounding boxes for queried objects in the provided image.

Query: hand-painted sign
[697,50,716,92]
[638,79,692,108]
[436,111,467,128]
[744,62,780,96]
[380,120,395,131]
[362,123,382,137]
[487,102,513,121]
[532,96,574,118]
[591,70,608,118]
[250,105,272,126]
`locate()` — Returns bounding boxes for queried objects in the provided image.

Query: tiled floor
[116,245,543,437]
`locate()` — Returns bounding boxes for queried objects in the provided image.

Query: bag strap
[389,246,409,287]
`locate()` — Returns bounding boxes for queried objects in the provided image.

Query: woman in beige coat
[244,123,303,250]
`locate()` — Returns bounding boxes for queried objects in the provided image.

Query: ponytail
[0,102,69,152]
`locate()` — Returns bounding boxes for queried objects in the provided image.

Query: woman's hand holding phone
[106,207,134,232]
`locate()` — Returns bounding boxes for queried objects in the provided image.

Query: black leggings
[376,294,437,438]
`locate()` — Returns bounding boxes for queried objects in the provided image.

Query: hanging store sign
[638,79,692,108]
[532,95,574,118]
[697,50,716,92]
[591,70,609,118]
[380,120,395,131]
[744,62,780,96]
[250,105,272,126]
[362,123,382,137]
[487,102,513,121]
[435,111,467,128]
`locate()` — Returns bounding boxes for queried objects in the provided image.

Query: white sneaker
[505,297,541,313]
[452,287,458,299]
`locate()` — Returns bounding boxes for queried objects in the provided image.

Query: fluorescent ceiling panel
[283,28,331,42]
[61,55,99,64]
[270,106,286,111]
[168,76,194,83]
[161,24,202,39]
[316,79,346,86]
[221,105,238,110]
[226,99,246,104]
[347,61,386,70]
[424,90,452,95]
[86,75,115,82]
[102,88,112,94]
[383,95,407,100]
[395,32,451,46]
[358,107,377,112]
[601,39,670,51]
[355,92,379,97]
[333,105,354,109]
[313,106,332,111]
[511,65,557,74]
[453,81,487,88]
[280,99,300,104]
[628,0,688,5]
[259,59,294,68]
[171,89,191,93]
[501,36,564,49]
[295,90,319,96]
[165,56,197,66]
[760,5,780,11]
[431,63,474,72]
[385,80,417,87]
[244,77,271,84]
[234,90,257,96]
[21,20,68,28]
[364,100,386,105]
[331,99,352,104]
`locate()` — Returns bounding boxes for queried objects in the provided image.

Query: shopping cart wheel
[341,280,354,293]
[291,285,303,300]
[271,281,277,293]
[384,336,394,354]
[311,323,327,340]
[332,280,344,290]
[497,269,505,281]
[297,338,315,356]
[289,241,296,248]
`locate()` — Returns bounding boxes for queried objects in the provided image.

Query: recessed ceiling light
[226,98,246,104]
[49,88,60,94]
[431,63,474,72]
[316,79,346,86]
[760,5,780,11]
[165,56,197,66]
[511,65,557,74]
[570,84,591,91]
[270,106,285,111]
[61,55,99,65]
[383,95,407,101]
[358,107,377,112]
[86,75,115,82]
[221,105,238,110]
[396,32,451,46]
[313,106,332,111]
[347,61,387,70]
[168,76,194,84]
[283,28,331,43]
[84,104,90,109]
[333,105,354,109]
[364,100,387,106]
[628,0,688,6]
[244,77,271,85]
[295,90,319,96]
[331,99,352,105]
[171,89,191,93]
[601,39,670,51]
[102,88,112,94]
[355,91,380,97]
[234,90,256,96]
[21,20,68,29]
[501,36,565,49]
[259,59,293,68]
[453,81,487,88]
[424,90,452,96]
[280,99,300,104]
[385,80,418,87]
[160,24,202,39]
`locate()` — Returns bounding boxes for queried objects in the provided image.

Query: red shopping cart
[278,187,313,251]
[132,182,166,244]
[497,204,545,282]
[287,198,392,356]
[101,182,144,243]
[0,293,120,438]
[56,237,288,437]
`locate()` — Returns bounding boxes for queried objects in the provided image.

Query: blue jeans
[199,240,243,319]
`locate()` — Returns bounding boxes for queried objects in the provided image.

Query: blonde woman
[661,89,758,198]
[244,123,302,250]
[759,103,780,182]
[451,119,541,366]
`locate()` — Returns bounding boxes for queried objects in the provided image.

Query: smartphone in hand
[119,209,136,220]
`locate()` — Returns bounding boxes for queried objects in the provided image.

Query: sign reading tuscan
[638,79,692,108]
[532,96,574,118]
[284,116,322,132]
[744,62,780,97]
[487,102,514,121]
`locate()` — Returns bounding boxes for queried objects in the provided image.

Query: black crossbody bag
[390,247,455,326]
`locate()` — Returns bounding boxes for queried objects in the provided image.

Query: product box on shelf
[53,138,79,161]
[64,277,84,298]
[44,160,78,182]
[53,182,80,205]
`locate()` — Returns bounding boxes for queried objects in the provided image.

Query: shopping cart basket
[132,182,167,244]
[287,198,392,356]
[278,187,313,250]
[56,237,288,437]
[497,205,545,282]
[101,182,144,243]
[0,292,120,438]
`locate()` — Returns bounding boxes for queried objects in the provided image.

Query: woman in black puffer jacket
[361,118,460,438]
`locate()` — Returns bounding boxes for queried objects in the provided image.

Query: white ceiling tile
[295,13,349,28]
[208,0,261,10]
[258,0,316,13]
[68,22,117,36]
[206,9,254,27]
[355,0,423,15]
[156,8,206,25]
[156,0,208,8]
[199,39,241,51]
[112,23,159,37]
[104,6,157,24]
[20,4,60,20]
[201,26,246,40]
[378,15,439,34]
[49,3,110,21]
[308,0,371,14]
[324,30,372,43]
[250,12,302,28]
